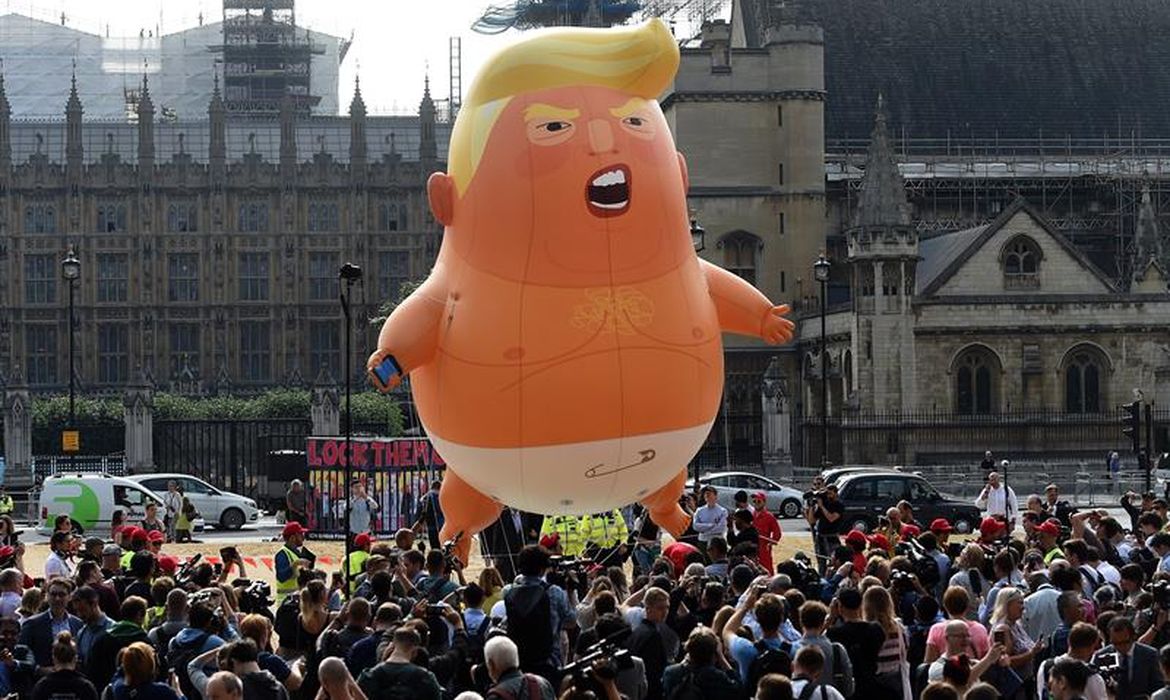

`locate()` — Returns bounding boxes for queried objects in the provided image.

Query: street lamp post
[813,254,831,467]
[689,218,705,496]
[338,262,362,593]
[61,246,81,467]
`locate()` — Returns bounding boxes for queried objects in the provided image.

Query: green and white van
[37,473,165,535]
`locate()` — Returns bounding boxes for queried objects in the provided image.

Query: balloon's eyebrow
[523,103,581,122]
[609,98,648,119]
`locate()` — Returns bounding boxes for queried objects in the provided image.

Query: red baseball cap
[147,530,165,544]
[980,517,1005,537]
[354,532,373,549]
[539,533,560,549]
[751,492,768,501]
[128,527,148,543]
[157,555,179,575]
[1035,520,1061,537]
[929,518,953,533]
[282,521,308,539]
[868,533,891,551]
[901,524,921,539]
[844,529,868,546]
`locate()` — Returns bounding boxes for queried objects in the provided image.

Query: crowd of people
[9,470,1170,700]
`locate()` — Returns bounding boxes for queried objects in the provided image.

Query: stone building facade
[0,74,447,396]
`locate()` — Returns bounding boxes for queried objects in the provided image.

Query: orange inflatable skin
[368,22,794,564]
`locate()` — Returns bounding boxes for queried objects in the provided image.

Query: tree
[369,279,425,326]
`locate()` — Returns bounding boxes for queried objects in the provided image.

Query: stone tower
[846,95,917,413]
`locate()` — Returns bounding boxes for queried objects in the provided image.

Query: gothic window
[97,324,128,385]
[97,202,128,233]
[169,323,200,379]
[308,201,340,232]
[953,345,1001,415]
[309,253,339,301]
[239,321,271,382]
[378,250,411,301]
[309,321,341,380]
[167,202,198,232]
[859,265,875,297]
[1064,345,1109,413]
[96,254,129,303]
[167,254,199,302]
[237,201,269,233]
[719,231,761,287]
[378,201,408,231]
[25,325,57,385]
[24,203,56,233]
[24,254,56,304]
[881,264,900,296]
[1002,235,1042,289]
[238,253,270,302]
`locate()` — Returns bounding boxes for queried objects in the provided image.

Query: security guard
[0,488,14,517]
[275,521,312,604]
[342,532,373,594]
[539,513,585,557]
[579,508,629,566]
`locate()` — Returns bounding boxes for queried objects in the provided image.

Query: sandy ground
[17,534,822,594]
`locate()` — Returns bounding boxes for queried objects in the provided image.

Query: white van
[37,473,165,535]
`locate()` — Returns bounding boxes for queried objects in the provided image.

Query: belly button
[504,347,525,360]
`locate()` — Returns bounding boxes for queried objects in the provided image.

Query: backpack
[169,631,212,700]
[241,670,288,700]
[149,622,183,678]
[747,639,794,693]
[830,642,854,697]
[914,555,941,588]
[489,674,546,700]
[968,569,984,598]
[504,581,554,673]
[272,595,300,649]
[666,670,705,700]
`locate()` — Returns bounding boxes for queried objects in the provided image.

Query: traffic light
[1122,400,1142,454]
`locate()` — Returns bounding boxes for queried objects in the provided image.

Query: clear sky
[3,0,723,116]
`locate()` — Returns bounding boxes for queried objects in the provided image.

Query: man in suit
[19,578,82,671]
[1093,615,1163,699]
[480,507,540,582]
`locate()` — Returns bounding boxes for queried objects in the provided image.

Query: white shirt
[163,490,182,516]
[44,550,72,580]
[1096,560,1121,585]
[975,484,1018,522]
[691,503,728,543]
[790,679,845,700]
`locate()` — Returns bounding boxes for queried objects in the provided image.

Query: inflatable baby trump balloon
[367,19,795,563]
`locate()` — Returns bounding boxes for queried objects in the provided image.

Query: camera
[1091,651,1122,685]
[440,533,463,573]
[890,569,915,587]
[1147,579,1170,610]
[238,580,273,615]
[426,603,446,619]
[560,636,633,691]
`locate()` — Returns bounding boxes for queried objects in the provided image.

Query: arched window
[718,231,762,287]
[1063,345,1109,413]
[953,345,1001,414]
[1001,236,1042,289]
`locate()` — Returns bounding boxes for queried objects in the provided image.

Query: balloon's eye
[543,121,571,132]
[623,117,644,127]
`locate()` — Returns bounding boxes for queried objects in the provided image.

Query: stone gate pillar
[2,367,33,488]
[761,356,793,480]
[311,367,340,436]
[123,367,155,474]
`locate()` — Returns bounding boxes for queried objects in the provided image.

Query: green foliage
[32,388,404,436]
[31,395,122,429]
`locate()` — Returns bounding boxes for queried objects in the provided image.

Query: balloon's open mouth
[586,164,630,217]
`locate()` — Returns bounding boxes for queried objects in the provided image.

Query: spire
[66,67,82,114]
[0,67,10,170]
[0,70,9,116]
[1135,185,1162,272]
[279,92,297,167]
[851,93,910,230]
[137,73,155,169]
[349,74,366,117]
[137,73,154,114]
[419,76,436,166]
[65,63,83,166]
[349,75,367,167]
[209,70,226,166]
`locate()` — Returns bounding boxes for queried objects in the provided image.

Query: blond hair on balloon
[446,18,679,195]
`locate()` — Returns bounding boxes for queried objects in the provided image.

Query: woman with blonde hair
[17,587,42,621]
[863,586,911,700]
[478,566,505,612]
[30,631,98,700]
[988,587,1044,699]
[102,641,179,700]
[948,543,986,619]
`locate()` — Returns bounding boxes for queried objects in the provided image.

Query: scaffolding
[828,134,1170,288]
[219,0,324,116]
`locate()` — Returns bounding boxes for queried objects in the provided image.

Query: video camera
[440,532,463,573]
[174,553,202,587]
[1147,579,1170,611]
[547,555,593,597]
[803,489,827,506]
[237,579,274,615]
[1091,651,1123,687]
[560,635,633,691]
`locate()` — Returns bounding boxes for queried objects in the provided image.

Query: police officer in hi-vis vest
[275,522,313,604]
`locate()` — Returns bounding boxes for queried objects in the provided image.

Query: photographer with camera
[499,545,576,688]
[804,484,844,576]
[662,625,742,698]
[1092,615,1163,698]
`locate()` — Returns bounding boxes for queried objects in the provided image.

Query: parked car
[832,471,979,534]
[128,474,258,530]
[821,466,907,485]
[685,470,805,518]
[38,473,205,535]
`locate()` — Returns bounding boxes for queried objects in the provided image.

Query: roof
[737,0,1170,141]
[917,199,1119,296]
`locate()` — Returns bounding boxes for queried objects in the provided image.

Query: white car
[128,473,258,530]
[684,470,806,518]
